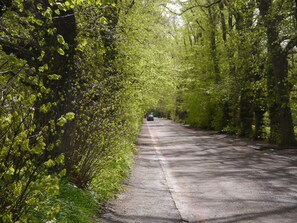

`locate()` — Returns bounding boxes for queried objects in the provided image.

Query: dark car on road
[147,114,154,121]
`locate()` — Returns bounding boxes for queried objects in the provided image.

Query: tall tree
[258,0,296,145]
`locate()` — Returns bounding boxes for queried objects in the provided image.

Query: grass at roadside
[54,180,98,223]
[34,179,98,223]
[34,179,97,223]
[43,142,136,223]
[90,142,136,205]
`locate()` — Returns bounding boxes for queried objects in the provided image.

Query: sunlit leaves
[49,0,55,6]
[0,0,75,220]
[0,0,177,222]
[100,16,107,24]
[40,103,52,113]
[57,34,66,45]
[65,112,75,121]
[48,74,62,80]
[57,112,75,127]
[38,64,49,72]
[57,116,67,127]
[57,48,65,55]
[116,0,179,114]
[72,0,103,5]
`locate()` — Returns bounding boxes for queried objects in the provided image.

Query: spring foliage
[2,0,296,222]
[0,0,177,222]
[171,0,297,145]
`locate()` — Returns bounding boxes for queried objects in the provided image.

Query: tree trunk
[258,0,296,145]
[235,9,254,138]
[208,7,221,83]
[33,5,77,163]
[254,108,265,139]
[239,87,253,137]
[267,49,295,145]
[253,60,266,140]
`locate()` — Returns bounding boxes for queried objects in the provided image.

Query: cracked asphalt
[98,118,297,223]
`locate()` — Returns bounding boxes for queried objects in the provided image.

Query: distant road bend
[99,118,297,223]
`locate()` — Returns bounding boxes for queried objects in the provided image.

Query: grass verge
[54,180,98,223]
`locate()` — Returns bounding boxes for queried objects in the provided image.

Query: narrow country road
[99,118,297,223]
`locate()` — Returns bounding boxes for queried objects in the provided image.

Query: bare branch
[195,19,205,31]
[0,61,8,69]
[6,65,26,85]
[0,37,35,58]
[52,13,75,20]
[161,0,223,16]
[0,70,14,75]
[124,0,135,15]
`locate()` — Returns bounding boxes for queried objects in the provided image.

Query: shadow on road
[99,119,297,223]
[151,119,297,222]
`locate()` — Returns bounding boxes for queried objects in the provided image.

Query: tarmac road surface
[99,118,297,223]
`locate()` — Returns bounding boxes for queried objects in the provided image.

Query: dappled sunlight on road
[100,118,297,223]
[150,119,297,223]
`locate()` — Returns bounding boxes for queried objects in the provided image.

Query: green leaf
[40,103,52,113]
[57,48,65,55]
[47,28,54,36]
[57,34,66,45]
[58,169,67,177]
[100,17,107,24]
[55,9,60,15]
[81,39,88,47]
[7,167,15,175]
[57,116,67,127]
[48,74,62,80]
[38,51,45,61]
[55,154,65,164]
[65,112,75,121]
[37,3,43,10]
[44,159,56,168]
[38,64,48,72]
[32,141,46,155]
[49,0,54,6]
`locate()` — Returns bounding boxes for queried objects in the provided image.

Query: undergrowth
[43,142,136,223]
[53,180,98,223]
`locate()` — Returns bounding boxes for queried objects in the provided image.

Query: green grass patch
[90,142,136,204]
[36,141,136,223]
[54,180,98,223]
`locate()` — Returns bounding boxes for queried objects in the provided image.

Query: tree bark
[267,47,295,145]
[234,8,254,138]
[208,7,221,83]
[259,0,296,145]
